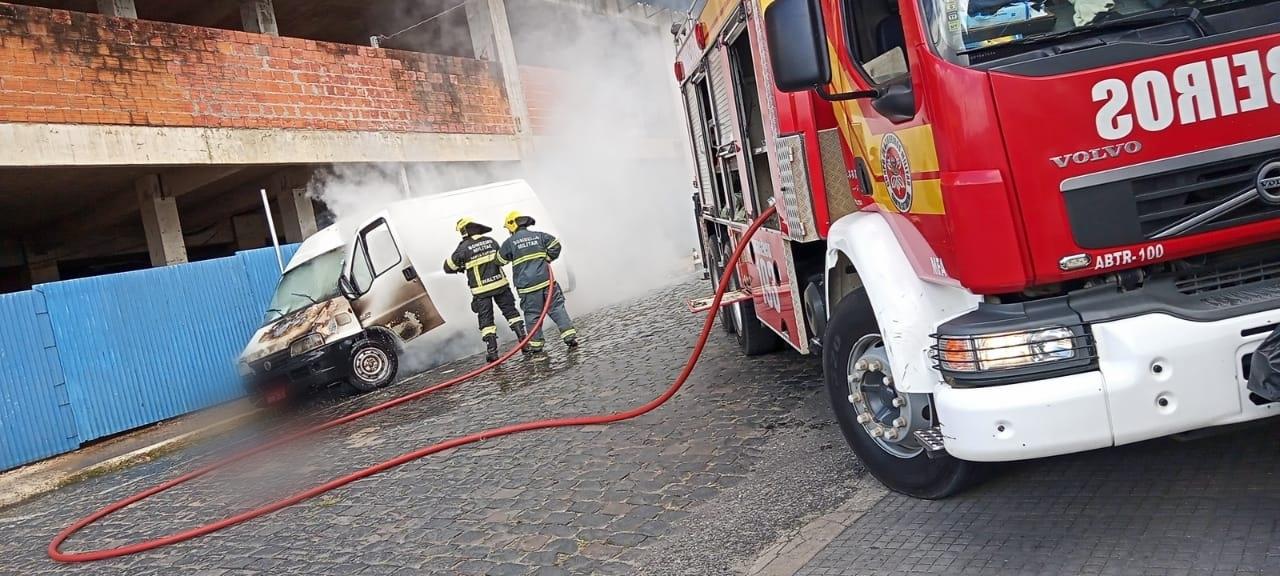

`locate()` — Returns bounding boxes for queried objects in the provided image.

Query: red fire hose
[49,205,777,562]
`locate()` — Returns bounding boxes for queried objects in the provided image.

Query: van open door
[340,215,444,343]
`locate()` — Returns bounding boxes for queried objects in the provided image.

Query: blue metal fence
[0,291,78,471]
[0,244,299,470]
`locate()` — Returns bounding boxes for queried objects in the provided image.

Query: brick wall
[0,3,515,134]
[520,65,571,135]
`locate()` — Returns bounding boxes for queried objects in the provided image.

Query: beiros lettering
[1094,45,1280,140]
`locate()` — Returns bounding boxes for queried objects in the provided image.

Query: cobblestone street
[0,279,859,575]
[3,278,1280,575]
[798,418,1280,576]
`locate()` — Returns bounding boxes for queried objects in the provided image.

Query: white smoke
[310,1,699,373]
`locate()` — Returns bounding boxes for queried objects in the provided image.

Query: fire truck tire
[823,288,980,499]
[734,297,782,356]
[347,339,399,393]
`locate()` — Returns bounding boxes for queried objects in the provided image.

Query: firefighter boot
[484,335,500,363]
[563,329,580,349]
[512,322,533,356]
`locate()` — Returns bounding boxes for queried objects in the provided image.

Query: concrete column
[136,174,188,267]
[19,239,60,284]
[465,0,533,145]
[96,0,137,18]
[240,0,279,36]
[272,172,317,243]
[28,260,60,284]
[232,212,270,250]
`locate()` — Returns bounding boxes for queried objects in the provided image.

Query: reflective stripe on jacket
[499,227,561,294]
[444,235,510,295]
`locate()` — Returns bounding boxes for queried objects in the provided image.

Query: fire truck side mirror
[764,0,832,92]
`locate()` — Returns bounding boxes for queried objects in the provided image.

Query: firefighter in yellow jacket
[444,218,528,362]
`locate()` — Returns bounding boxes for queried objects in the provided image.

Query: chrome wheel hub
[353,347,390,383]
[846,335,931,459]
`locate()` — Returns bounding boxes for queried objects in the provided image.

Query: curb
[0,408,260,510]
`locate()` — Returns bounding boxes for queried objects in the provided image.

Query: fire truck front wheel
[823,289,980,499]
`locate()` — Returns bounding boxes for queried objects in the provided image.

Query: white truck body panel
[824,211,980,395]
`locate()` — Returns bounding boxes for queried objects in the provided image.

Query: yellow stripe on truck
[824,39,945,216]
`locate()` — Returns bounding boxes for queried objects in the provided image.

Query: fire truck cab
[674,0,1280,497]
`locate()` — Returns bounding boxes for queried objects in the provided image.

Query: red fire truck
[673,0,1280,497]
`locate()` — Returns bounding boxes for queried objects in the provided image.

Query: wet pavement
[797,419,1280,576]
[0,278,860,575]
[4,277,1280,575]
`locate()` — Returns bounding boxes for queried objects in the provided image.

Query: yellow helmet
[504,211,536,233]
[503,211,522,233]
[455,217,492,236]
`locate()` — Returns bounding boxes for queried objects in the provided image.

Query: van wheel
[348,339,398,392]
[823,288,980,499]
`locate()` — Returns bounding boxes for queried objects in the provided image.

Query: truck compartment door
[344,217,444,343]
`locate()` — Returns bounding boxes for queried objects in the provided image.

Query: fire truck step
[913,427,948,458]
[687,288,753,313]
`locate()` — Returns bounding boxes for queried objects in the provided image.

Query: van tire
[347,339,398,393]
[823,288,980,499]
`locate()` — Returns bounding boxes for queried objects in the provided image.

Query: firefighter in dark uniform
[500,211,577,358]
[444,217,529,362]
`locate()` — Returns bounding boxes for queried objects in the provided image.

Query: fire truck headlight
[936,327,1077,373]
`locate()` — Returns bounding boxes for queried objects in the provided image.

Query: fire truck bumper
[935,307,1280,462]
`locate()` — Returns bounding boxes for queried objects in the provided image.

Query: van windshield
[922,0,1267,62]
[263,248,345,325]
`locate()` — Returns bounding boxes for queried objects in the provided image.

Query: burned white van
[239,180,571,403]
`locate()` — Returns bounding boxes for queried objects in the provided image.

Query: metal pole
[260,188,284,272]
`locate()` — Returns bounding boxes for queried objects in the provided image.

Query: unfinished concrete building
[0,0,679,293]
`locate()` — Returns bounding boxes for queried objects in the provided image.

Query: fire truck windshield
[923,0,1272,64]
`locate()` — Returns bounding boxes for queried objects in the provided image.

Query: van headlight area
[289,333,326,357]
[932,301,1097,387]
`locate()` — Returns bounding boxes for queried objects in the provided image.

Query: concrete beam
[239,0,279,36]
[0,124,523,167]
[136,175,187,267]
[515,0,669,30]
[465,0,532,142]
[270,170,317,243]
[96,0,137,19]
[47,166,246,245]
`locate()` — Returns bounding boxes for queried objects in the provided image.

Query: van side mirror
[338,275,357,300]
[765,0,878,101]
[765,0,831,92]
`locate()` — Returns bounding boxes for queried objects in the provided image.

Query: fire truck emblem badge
[881,133,913,213]
[1257,161,1280,205]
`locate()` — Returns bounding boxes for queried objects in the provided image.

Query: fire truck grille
[1063,150,1280,249]
[1175,258,1280,296]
